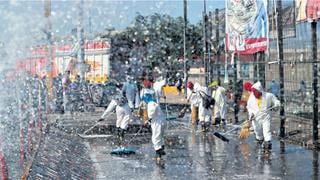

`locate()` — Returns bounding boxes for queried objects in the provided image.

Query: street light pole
[311,20,318,142]
[215,8,220,85]
[202,0,208,86]
[77,0,85,82]
[183,0,188,97]
[44,0,53,111]
[276,0,286,138]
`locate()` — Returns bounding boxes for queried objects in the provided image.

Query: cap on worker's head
[144,79,152,88]
[244,82,253,91]
[187,81,194,89]
[143,93,154,104]
[251,81,263,92]
[210,81,218,87]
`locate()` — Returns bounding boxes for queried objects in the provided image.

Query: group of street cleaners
[98,76,167,159]
[97,74,280,159]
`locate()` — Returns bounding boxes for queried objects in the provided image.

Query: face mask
[253,90,262,99]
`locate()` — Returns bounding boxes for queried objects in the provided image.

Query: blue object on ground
[111,148,136,155]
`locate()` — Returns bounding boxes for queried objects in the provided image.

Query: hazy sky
[0,0,226,43]
[0,0,293,43]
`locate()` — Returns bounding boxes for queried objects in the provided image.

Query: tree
[107,13,205,80]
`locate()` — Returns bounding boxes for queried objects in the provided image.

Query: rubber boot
[213,118,221,125]
[255,138,264,145]
[115,127,121,136]
[221,119,226,126]
[159,146,166,156]
[263,141,272,153]
[116,128,123,141]
[155,149,162,159]
[204,122,210,132]
[119,128,126,141]
[200,121,206,132]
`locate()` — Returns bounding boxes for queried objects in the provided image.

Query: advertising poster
[226,0,268,54]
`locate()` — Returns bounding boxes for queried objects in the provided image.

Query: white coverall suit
[212,86,227,120]
[101,99,132,130]
[187,87,201,124]
[194,83,212,123]
[140,88,155,100]
[147,101,166,151]
[246,82,280,142]
[122,81,138,109]
[153,79,166,103]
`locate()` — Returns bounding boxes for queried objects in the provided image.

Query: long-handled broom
[178,105,188,118]
[213,126,241,142]
[78,113,113,138]
[238,120,251,139]
[238,106,279,140]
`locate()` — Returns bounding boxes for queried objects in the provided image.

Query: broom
[238,106,279,139]
[178,105,188,118]
[238,120,251,139]
[213,126,240,142]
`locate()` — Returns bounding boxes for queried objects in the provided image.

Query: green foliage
[109,13,203,72]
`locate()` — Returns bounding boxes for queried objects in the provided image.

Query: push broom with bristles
[238,120,251,139]
[238,106,279,140]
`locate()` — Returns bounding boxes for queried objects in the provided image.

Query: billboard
[225,0,268,54]
[296,0,320,21]
[16,40,111,83]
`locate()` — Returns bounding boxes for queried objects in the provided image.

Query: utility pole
[44,0,53,112]
[215,8,220,85]
[77,0,85,82]
[202,0,208,86]
[311,20,318,142]
[183,0,188,97]
[276,0,286,138]
[208,11,213,83]
[232,53,238,124]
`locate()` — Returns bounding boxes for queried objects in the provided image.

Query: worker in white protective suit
[246,81,280,152]
[122,76,139,110]
[210,81,227,126]
[153,77,167,103]
[194,83,212,132]
[140,79,155,99]
[139,80,155,123]
[143,93,166,158]
[187,81,201,125]
[99,94,132,140]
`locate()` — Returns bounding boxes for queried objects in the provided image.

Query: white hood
[252,81,263,92]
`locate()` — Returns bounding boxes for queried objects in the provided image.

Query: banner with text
[226,0,268,54]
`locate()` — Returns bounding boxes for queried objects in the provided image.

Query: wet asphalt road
[27,108,320,180]
[84,117,320,180]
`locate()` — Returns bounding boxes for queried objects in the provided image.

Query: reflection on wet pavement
[25,111,320,180]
